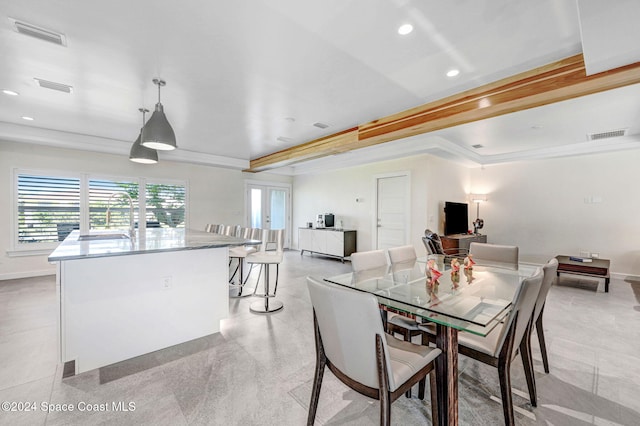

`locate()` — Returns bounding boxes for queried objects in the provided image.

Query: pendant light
[129,108,158,164]
[141,78,177,150]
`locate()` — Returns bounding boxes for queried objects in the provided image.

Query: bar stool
[229,227,258,298]
[247,229,285,313]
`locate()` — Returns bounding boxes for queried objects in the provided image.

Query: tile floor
[1,251,639,425]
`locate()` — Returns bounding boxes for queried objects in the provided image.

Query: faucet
[106,192,136,238]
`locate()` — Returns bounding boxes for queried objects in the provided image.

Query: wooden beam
[246,128,358,172]
[246,54,640,172]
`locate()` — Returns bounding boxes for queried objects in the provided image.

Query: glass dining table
[323,259,538,426]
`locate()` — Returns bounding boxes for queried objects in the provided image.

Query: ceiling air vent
[587,128,628,141]
[10,18,67,46]
[471,144,484,149]
[34,78,73,93]
[313,122,329,129]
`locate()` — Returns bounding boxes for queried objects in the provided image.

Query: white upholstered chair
[530,258,558,374]
[306,277,441,426]
[456,267,543,426]
[246,229,285,313]
[350,249,388,271]
[385,246,422,344]
[469,242,519,269]
[350,248,422,399]
[387,245,417,264]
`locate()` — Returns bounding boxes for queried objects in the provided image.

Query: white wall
[292,154,470,254]
[470,150,640,276]
[0,140,290,279]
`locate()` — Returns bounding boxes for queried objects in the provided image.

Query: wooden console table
[555,255,611,292]
[440,234,487,254]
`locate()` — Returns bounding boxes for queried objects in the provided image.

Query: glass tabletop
[323,261,538,336]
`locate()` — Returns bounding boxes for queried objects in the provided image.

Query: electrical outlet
[591,252,600,259]
[163,276,172,289]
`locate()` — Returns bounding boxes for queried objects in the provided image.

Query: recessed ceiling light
[398,24,413,35]
[471,144,484,149]
[313,122,329,129]
[3,89,19,96]
[284,117,296,123]
[276,136,294,143]
[446,69,460,77]
[21,116,34,121]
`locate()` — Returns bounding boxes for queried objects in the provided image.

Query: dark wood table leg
[436,324,458,426]
[605,277,610,293]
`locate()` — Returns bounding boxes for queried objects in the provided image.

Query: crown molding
[0,122,249,170]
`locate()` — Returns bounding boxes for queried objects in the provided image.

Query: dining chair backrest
[238,227,251,239]
[387,245,417,264]
[224,225,240,236]
[306,277,396,390]
[270,229,285,252]
[204,224,217,233]
[249,228,263,250]
[350,249,388,272]
[469,242,519,269]
[490,267,543,358]
[533,258,558,323]
[257,229,285,253]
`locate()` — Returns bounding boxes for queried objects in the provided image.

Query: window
[17,174,81,244]
[89,179,139,230]
[145,182,185,228]
[12,170,187,252]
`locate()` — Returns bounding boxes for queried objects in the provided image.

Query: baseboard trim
[0,269,56,281]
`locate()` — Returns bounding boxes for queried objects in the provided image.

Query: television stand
[440,234,487,254]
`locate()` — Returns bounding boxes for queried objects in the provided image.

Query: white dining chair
[387,245,417,264]
[306,277,441,425]
[350,248,422,399]
[456,267,543,425]
[530,258,558,374]
[350,249,388,271]
[385,246,422,343]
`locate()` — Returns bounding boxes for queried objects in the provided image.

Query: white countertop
[48,228,259,262]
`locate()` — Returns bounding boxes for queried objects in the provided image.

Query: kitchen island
[48,228,258,375]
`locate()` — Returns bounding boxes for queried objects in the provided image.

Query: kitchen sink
[77,233,130,241]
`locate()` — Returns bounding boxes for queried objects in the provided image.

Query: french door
[246,182,291,248]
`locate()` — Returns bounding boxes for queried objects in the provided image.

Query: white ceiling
[1,0,639,173]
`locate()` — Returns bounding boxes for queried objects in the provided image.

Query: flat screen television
[444,201,469,235]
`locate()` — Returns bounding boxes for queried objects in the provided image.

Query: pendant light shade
[130,108,158,164]
[141,78,176,151]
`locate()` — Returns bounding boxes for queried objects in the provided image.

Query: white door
[247,184,291,248]
[375,174,409,249]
